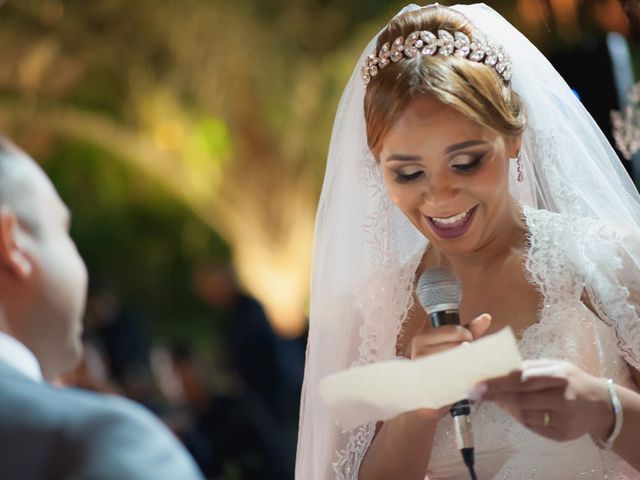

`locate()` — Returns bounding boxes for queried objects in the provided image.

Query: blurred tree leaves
[44,138,230,341]
[0,0,628,335]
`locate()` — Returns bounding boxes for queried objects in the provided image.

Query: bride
[296,3,640,479]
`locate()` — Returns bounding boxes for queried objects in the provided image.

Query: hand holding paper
[319,327,523,429]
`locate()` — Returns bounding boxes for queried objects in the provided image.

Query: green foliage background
[0,0,630,341]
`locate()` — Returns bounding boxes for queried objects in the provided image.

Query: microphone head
[416,268,462,315]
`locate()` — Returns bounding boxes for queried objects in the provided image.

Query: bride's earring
[511,154,524,182]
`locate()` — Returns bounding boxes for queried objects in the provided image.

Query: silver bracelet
[589,378,623,450]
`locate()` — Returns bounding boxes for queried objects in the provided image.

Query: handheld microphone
[416,268,477,480]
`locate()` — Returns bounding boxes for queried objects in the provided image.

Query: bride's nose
[424,170,459,206]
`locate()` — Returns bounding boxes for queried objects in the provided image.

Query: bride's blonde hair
[364,5,526,157]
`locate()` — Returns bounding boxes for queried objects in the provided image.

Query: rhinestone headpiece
[361,29,512,86]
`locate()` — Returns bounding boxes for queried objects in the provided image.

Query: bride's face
[379,95,519,256]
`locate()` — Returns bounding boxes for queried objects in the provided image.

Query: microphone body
[426,307,473,451]
[428,310,461,328]
[416,269,476,477]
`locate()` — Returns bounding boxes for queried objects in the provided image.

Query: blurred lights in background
[0,0,637,339]
[518,0,629,38]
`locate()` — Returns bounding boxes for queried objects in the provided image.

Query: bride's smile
[424,204,478,240]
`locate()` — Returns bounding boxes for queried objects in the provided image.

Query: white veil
[296,4,640,479]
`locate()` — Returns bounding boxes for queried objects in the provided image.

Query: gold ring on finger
[543,411,550,428]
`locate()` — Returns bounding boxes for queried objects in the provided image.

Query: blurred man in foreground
[0,137,204,480]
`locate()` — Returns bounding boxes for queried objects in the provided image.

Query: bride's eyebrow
[444,140,488,154]
[385,140,489,163]
[385,153,422,163]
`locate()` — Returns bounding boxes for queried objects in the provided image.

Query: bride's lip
[425,205,478,240]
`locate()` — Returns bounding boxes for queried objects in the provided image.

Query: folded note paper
[319,327,523,429]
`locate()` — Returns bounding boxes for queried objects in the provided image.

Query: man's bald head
[0,137,53,235]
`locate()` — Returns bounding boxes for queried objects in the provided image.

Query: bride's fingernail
[468,383,487,401]
[564,385,576,400]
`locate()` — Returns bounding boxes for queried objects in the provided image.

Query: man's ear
[0,205,32,279]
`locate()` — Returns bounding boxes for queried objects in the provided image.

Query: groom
[0,137,203,479]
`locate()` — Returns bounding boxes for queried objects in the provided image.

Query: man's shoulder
[0,364,148,426]
[0,364,204,479]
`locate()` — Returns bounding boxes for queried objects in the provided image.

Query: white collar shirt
[0,331,43,382]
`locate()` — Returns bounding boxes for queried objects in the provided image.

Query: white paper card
[319,327,523,429]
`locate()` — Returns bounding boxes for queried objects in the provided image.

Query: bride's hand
[470,359,615,442]
[410,313,492,359]
[408,313,491,420]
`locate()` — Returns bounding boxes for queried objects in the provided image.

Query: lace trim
[332,149,423,478]
[332,421,377,480]
[519,206,585,354]
[577,223,640,372]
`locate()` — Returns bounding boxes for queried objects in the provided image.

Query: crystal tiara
[361,29,512,87]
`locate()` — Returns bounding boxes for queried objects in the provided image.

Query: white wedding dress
[425,205,640,479]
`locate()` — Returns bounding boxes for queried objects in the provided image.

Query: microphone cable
[451,399,477,480]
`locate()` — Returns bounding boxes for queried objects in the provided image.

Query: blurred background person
[83,281,164,411]
[192,263,300,478]
[192,264,284,420]
[155,341,288,479]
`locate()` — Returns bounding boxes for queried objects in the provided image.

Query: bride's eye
[395,171,423,183]
[451,153,484,172]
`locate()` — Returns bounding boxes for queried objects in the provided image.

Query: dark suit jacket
[0,360,204,480]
